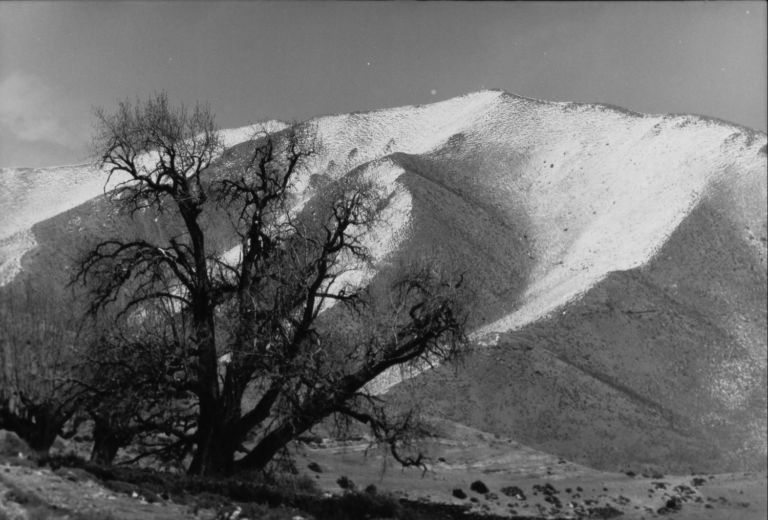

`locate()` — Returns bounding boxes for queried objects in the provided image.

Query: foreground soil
[0,421,765,519]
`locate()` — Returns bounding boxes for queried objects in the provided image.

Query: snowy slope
[0,120,287,285]
[289,91,766,341]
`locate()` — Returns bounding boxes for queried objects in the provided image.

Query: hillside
[0,90,765,473]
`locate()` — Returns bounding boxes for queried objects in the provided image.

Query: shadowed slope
[390,197,767,472]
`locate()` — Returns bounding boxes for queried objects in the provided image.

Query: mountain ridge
[1,90,765,471]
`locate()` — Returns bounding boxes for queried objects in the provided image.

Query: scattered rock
[691,477,706,487]
[307,462,322,473]
[625,471,636,477]
[336,475,355,491]
[673,484,696,501]
[469,480,489,494]
[501,486,526,500]
[486,492,498,501]
[657,496,682,514]
[452,488,467,499]
[533,483,558,495]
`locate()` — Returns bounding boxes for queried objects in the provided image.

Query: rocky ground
[294,419,767,519]
[1,423,765,520]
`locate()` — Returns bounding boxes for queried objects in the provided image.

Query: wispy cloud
[0,71,84,148]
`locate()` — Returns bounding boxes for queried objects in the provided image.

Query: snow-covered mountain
[1,91,765,471]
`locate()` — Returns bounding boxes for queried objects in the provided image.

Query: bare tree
[77,92,468,476]
[81,307,197,466]
[0,281,85,455]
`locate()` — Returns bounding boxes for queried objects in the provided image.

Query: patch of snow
[0,229,36,286]
[0,121,287,287]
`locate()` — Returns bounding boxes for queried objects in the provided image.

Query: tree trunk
[187,287,225,475]
[233,421,308,473]
[24,422,60,457]
[187,419,239,476]
[89,420,125,466]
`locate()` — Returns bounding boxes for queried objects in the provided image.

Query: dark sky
[1,1,765,167]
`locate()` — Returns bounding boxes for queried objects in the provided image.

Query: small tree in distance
[77,92,468,476]
[81,305,198,467]
[0,281,85,455]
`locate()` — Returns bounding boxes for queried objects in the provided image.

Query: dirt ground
[0,421,765,520]
[0,461,204,519]
[294,420,768,520]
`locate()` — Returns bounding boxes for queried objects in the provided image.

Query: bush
[336,475,356,491]
[0,430,32,458]
[469,480,489,494]
[500,486,525,500]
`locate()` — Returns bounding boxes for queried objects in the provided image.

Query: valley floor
[294,422,767,520]
[0,423,765,520]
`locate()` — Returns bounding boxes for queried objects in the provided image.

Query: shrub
[336,475,356,491]
[452,488,467,499]
[469,480,489,494]
[0,430,31,458]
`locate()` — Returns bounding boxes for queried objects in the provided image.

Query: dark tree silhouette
[81,306,198,467]
[0,282,85,455]
[77,92,468,476]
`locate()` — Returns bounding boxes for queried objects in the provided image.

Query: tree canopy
[77,92,469,476]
